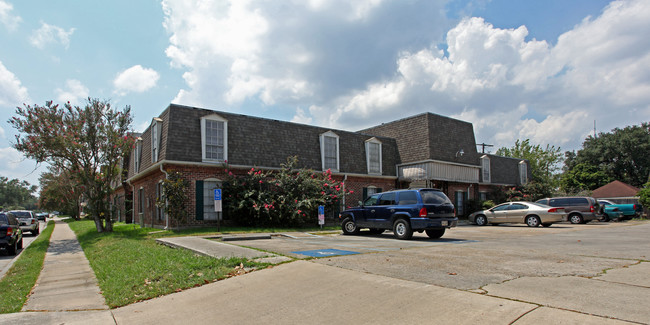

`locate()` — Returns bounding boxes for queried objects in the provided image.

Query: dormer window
[320,131,339,172]
[519,160,528,184]
[201,114,228,163]
[365,137,382,175]
[481,155,490,183]
[151,118,162,163]
[134,138,142,173]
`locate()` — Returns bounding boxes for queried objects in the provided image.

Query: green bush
[224,156,351,227]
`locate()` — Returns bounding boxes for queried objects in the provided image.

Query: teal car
[598,200,642,220]
[600,205,624,222]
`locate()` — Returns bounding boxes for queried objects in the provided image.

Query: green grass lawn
[0,221,54,314]
[66,219,272,308]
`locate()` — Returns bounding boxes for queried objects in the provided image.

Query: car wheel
[368,228,384,235]
[393,219,413,240]
[341,217,360,235]
[425,228,445,239]
[17,238,23,249]
[525,215,541,227]
[7,240,17,255]
[475,215,488,226]
[541,223,552,227]
[569,214,583,224]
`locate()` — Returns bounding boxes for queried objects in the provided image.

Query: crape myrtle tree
[9,98,135,232]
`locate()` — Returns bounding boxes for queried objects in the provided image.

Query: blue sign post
[318,205,325,229]
[214,189,222,232]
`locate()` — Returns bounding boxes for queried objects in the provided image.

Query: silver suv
[10,210,40,235]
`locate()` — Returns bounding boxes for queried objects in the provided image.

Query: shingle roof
[592,180,640,198]
[132,104,399,176]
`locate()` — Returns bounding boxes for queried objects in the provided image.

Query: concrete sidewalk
[22,219,109,312]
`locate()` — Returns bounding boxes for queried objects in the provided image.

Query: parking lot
[222,220,650,323]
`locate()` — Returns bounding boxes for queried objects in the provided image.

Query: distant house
[592,180,640,204]
[114,104,529,229]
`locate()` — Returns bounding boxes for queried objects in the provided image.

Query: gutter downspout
[126,179,135,225]
[342,174,348,209]
[160,164,169,230]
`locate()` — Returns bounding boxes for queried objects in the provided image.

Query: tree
[156,171,190,223]
[0,176,37,210]
[559,162,611,194]
[9,98,134,232]
[38,166,81,219]
[496,139,563,199]
[638,182,650,212]
[567,123,650,188]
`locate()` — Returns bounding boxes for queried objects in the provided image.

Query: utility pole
[477,143,494,154]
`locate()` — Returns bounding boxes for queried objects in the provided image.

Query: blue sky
[1,0,648,188]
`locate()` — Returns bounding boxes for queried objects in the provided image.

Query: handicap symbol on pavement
[292,249,359,257]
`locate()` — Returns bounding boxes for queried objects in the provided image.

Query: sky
[1,0,648,189]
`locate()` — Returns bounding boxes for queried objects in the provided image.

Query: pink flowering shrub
[224,156,351,227]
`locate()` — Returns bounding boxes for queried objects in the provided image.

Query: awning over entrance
[398,160,480,183]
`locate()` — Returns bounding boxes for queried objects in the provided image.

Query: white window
[519,161,528,184]
[203,179,222,221]
[481,155,490,183]
[320,131,339,172]
[134,138,142,173]
[365,138,382,175]
[151,118,162,163]
[201,114,228,163]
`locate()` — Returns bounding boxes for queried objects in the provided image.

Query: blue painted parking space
[292,248,360,257]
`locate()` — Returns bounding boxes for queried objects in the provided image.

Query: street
[0,220,47,278]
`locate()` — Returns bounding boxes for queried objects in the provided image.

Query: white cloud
[0,0,21,31]
[162,0,650,152]
[162,0,449,109]
[55,79,89,105]
[0,146,45,188]
[30,22,75,49]
[0,125,5,139]
[0,60,29,107]
[113,65,160,96]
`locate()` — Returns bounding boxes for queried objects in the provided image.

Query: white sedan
[469,201,567,227]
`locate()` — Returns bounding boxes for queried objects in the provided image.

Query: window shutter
[195,180,204,220]
[362,187,368,200]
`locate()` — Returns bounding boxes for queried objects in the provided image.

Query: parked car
[10,210,39,235]
[535,197,601,224]
[339,188,457,240]
[600,205,624,222]
[469,201,566,227]
[598,200,642,220]
[0,212,23,255]
[35,212,48,221]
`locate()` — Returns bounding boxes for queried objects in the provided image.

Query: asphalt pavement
[0,219,647,324]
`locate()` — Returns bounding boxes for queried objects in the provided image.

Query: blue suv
[339,188,457,240]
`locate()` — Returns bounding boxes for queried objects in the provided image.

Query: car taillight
[419,208,428,217]
[633,204,637,210]
[590,205,595,213]
[31,219,36,224]
[548,208,559,213]
[6,228,13,236]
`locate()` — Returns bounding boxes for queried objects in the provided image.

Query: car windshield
[12,211,31,218]
[420,190,451,204]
